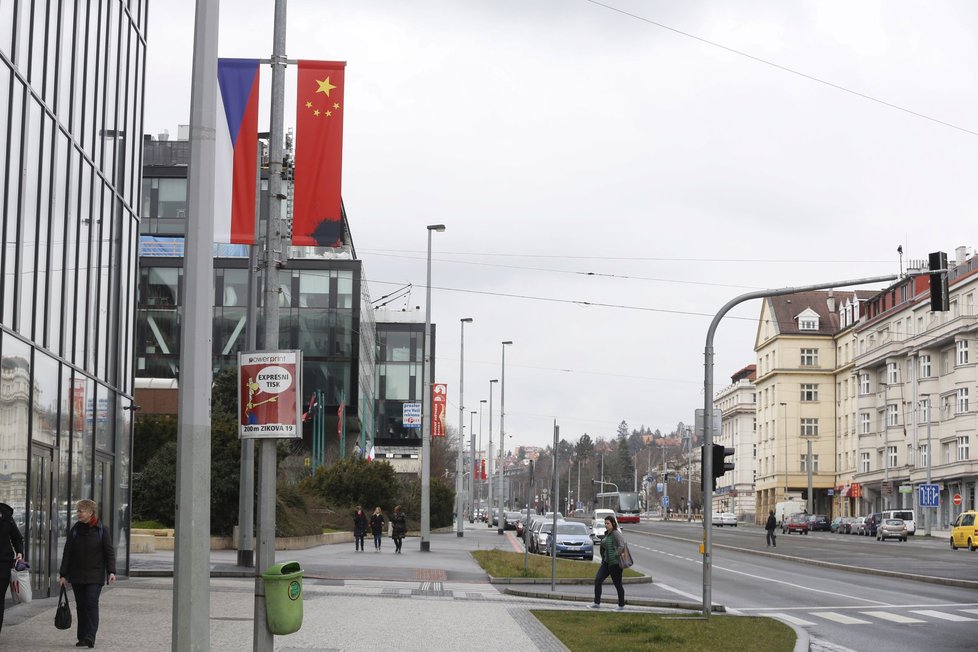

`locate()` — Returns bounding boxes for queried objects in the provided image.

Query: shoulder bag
[617,534,635,569]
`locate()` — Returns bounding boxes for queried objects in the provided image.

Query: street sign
[898,484,912,494]
[675,475,682,483]
[694,408,722,438]
[882,482,894,496]
[953,493,962,506]
[662,496,670,509]
[918,483,940,508]
[402,402,422,428]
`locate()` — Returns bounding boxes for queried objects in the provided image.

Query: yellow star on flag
[325,110,332,117]
[305,101,312,108]
[313,109,320,116]
[316,77,337,96]
[333,103,340,110]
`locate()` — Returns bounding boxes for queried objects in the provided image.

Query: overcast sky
[146,1,978,451]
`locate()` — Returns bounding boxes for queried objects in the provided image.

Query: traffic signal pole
[702,273,897,618]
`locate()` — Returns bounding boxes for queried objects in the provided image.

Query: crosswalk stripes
[960,608,978,615]
[812,612,871,625]
[859,611,926,624]
[909,610,977,622]
[765,613,816,626]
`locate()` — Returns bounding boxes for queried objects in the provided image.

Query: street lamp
[469,409,477,521]
[498,341,513,534]
[456,317,473,538]
[479,399,487,512]
[487,379,498,528]
[421,224,445,552]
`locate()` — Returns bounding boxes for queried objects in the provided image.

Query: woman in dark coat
[59,499,116,648]
[353,506,368,552]
[369,507,385,551]
[390,505,407,554]
[0,502,25,634]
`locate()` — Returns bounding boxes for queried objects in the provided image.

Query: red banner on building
[293,60,346,247]
[432,383,447,437]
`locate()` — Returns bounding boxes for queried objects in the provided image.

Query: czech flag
[215,58,260,244]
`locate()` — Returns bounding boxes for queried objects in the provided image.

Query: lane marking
[653,582,703,603]
[812,612,871,625]
[961,608,978,615]
[859,611,925,624]
[763,612,816,626]
[910,610,977,622]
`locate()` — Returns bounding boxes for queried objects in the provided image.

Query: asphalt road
[626,520,978,652]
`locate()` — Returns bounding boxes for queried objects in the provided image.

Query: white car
[591,518,607,542]
[712,512,737,527]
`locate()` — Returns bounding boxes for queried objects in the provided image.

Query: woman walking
[588,515,626,611]
[352,506,368,552]
[0,502,25,634]
[369,507,385,551]
[391,506,407,554]
[59,499,116,648]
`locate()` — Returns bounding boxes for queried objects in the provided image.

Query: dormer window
[797,308,820,331]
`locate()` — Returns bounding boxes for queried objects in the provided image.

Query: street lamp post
[487,379,498,528]
[498,341,513,534]
[479,399,487,512]
[421,224,445,552]
[469,410,477,522]
[456,318,473,537]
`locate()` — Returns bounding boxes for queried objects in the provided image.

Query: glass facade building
[1,2,147,594]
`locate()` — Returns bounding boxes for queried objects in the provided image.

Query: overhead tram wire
[583,0,978,138]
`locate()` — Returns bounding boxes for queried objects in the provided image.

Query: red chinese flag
[293,60,346,246]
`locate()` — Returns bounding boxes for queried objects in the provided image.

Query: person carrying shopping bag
[0,502,25,634]
[59,499,116,648]
[588,515,626,611]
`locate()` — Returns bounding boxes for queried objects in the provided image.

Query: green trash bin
[262,561,303,635]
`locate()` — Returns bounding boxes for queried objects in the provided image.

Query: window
[887,362,898,384]
[861,452,870,473]
[859,373,870,395]
[800,418,818,437]
[920,444,928,468]
[919,354,931,378]
[800,317,818,330]
[957,388,969,414]
[886,404,899,426]
[800,348,818,366]
[943,442,952,465]
[942,350,952,374]
[800,454,820,473]
[887,446,897,468]
[861,412,870,434]
[957,340,970,366]
[919,399,930,423]
[917,315,924,334]
[943,395,951,418]
[800,384,819,401]
[956,436,970,461]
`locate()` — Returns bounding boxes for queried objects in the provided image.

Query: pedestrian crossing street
[760,607,978,627]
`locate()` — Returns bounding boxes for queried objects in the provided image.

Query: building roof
[767,290,876,336]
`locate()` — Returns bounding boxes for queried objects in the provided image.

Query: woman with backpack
[59,499,116,648]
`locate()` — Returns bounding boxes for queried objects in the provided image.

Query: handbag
[9,560,32,604]
[55,585,72,630]
[618,539,635,569]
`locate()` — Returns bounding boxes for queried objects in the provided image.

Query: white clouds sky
[146,0,978,449]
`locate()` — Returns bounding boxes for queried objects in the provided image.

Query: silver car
[877,518,908,542]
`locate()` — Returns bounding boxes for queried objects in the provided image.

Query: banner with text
[238,350,302,439]
[432,383,447,437]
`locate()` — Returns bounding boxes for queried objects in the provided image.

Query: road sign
[898,484,913,494]
[918,483,940,508]
[402,402,422,428]
[662,496,670,509]
[953,493,962,506]
[675,474,682,483]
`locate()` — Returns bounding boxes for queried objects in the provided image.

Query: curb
[502,587,726,613]
[488,574,653,585]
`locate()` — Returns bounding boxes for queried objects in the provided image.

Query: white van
[882,509,916,535]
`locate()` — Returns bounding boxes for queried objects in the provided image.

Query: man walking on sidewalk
[765,510,777,547]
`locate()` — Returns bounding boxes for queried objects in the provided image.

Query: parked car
[531,521,557,554]
[545,521,594,560]
[504,511,523,531]
[712,512,737,527]
[782,513,810,535]
[829,517,844,533]
[950,510,977,551]
[849,516,867,535]
[877,518,908,542]
[882,510,916,536]
[862,512,882,537]
[591,518,607,542]
[808,515,831,532]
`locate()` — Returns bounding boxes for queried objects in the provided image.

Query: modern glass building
[1,2,147,594]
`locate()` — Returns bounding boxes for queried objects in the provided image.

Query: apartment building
[713,364,757,520]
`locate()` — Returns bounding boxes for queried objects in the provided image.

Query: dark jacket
[599,529,625,566]
[369,513,385,536]
[59,519,116,585]
[765,514,777,531]
[0,503,25,567]
[391,513,407,538]
[353,511,368,536]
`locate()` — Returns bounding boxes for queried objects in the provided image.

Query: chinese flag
[293,60,346,247]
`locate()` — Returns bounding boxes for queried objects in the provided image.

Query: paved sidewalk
[2,521,694,651]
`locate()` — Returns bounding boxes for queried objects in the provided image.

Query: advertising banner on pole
[238,350,302,439]
[432,383,447,437]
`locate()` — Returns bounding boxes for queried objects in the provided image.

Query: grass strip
[532,611,796,652]
[471,549,642,579]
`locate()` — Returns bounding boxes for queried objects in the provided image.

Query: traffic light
[711,444,735,490]
[928,251,949,312]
